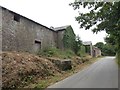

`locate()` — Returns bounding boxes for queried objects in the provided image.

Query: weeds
[38,47,75,59]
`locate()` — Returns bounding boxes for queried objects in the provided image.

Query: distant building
[92,46,101,57]
[83,41,93,56]
[0,6,75,53]
[83,41,101,57]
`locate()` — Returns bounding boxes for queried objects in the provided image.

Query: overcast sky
[0,0,107,45]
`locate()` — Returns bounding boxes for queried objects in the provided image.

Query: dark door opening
[34,40,41,52]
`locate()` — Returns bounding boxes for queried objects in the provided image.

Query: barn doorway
[34,40,41,53]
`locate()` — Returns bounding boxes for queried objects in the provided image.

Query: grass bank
[2,48,102,89]
[30,56,102,88]
[38,47,75,59]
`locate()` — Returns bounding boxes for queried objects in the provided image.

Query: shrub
[62,49,75,59]
[77,45,86,57]
[38,47,75,59]
[38,47,59,57]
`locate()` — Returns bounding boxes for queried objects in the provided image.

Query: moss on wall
[62,26,76,51]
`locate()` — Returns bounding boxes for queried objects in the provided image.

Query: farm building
[0,6,75,53]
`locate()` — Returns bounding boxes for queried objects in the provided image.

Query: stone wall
[2,7,56,53]
[57,30,65,50]
[92,47,101,57]
[0,7,2,88]
[47,57,72,71]
[0,7,2,53]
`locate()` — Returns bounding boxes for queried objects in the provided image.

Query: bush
[38,47,59,57]
[77,45,86,57]
[38,47,75,59]
[63,49,75,59]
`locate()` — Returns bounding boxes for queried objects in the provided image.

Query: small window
[35,40,41,44]
[14,14,20,22]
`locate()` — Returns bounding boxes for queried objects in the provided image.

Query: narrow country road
[48,57,118,88]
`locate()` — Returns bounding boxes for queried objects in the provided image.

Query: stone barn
[0,6,75,53]
[0,6,57,53]
[53,25,76,50]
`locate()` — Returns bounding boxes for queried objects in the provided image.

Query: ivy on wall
[63,26,76,51]
[77,45,86,57]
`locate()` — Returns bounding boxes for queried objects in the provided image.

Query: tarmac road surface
[48,57,118,88]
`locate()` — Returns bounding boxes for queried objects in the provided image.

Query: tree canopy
[95,42,116,56]
[70,1,120,48]
[94,42,104,50]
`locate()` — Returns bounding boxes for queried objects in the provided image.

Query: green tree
[104,34,116,45]
[74,35,82,54]
[95,42,104,50]
[70,1,120,64]
[95,42,116,56]
[102,44,116,56]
